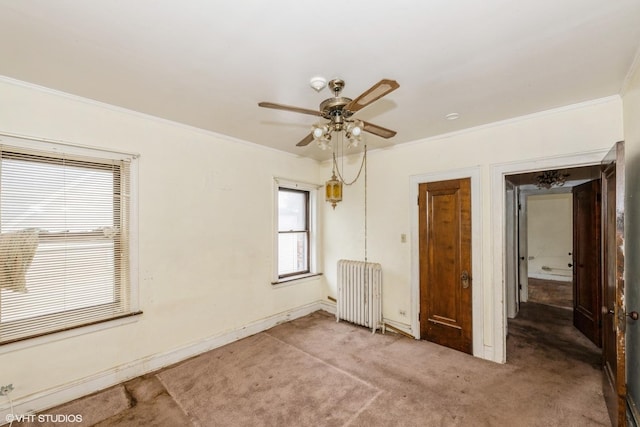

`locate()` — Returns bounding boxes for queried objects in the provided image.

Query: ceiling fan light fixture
[350,121,363,137]
[311,123,333,150]
[259,78,398,211]
[347,136,361,148]
[312,124,325,139]
[345,120,364,148]
[317,139,331,150]
[258,78,399,149]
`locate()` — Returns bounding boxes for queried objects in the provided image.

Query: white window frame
[272,178,320,285]
[0,133,140,353]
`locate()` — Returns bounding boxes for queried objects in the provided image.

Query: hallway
[507,301,606,423]
[508,301,601,367]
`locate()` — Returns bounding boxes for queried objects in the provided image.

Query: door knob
[461,270,470,289]
[601,307,638,320]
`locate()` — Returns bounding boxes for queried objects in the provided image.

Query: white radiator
[336,259,383,333]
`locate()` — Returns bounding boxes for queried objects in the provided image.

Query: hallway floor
[527,278,573,309]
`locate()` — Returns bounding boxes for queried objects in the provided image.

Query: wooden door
[572,179,601,347]
[505,180,520,319]
[601,141,626,426]
[518,192,529,302]
[419,178,472,354]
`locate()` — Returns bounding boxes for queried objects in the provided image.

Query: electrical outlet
[399,309,407,317]
[0,384,13,396]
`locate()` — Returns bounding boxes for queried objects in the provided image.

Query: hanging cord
[331,137,370,322]
[363,144,369,263]
[341,131,344,182]
[332,127,366,185]
[363,144,369,324]
[364,144,368,265]
[332,149,366,186]
[331,143,368,260]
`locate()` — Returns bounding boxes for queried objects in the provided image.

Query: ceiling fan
[258,78,399,147]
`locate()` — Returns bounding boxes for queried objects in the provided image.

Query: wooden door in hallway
[572,179,601,347]
[419,178,472,354]
[601,141,626,427]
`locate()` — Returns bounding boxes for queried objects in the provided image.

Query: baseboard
[318,299,336,315]
[319,302,414,338]
[483,345,498,363]
[528,273,572,282]
[629,393,639,427]
[0,300,325,424]
[382,318,412,336]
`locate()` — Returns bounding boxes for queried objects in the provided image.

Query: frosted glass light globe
[313,127,324,138]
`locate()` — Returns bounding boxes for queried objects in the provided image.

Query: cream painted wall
[526,193,572,281]
[321,97,623,361]
[622,57,640,419]
[0,79,324,406]
[0,73,629,411]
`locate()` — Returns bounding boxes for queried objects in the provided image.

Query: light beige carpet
[15,303,610,426]
[157,333,381,426]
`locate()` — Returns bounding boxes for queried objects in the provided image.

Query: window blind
[0,146,134,344]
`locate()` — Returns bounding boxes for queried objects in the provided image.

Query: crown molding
[0,75,319,163]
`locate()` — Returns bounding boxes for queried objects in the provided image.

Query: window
[278,188,309,277]
[274,180,318,282]
[0,140,139,345]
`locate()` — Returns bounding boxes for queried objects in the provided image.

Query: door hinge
[518,203,522,211]
[518,284,522,290]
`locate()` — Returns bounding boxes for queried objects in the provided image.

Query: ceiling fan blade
[344,79,399,113]
[362,121,397,139]
[258,102,321,117]
[296,133,314,147]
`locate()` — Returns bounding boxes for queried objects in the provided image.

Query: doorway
[491,150,611,363]
[409,167,483,358]
[496,144,628,426]
[516,191,574,310]
[504,165,602,346]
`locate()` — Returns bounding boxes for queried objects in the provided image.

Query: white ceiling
[1,1,639,161]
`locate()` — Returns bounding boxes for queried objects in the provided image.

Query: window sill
[271,273,323,288]
[0,311,143,355]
